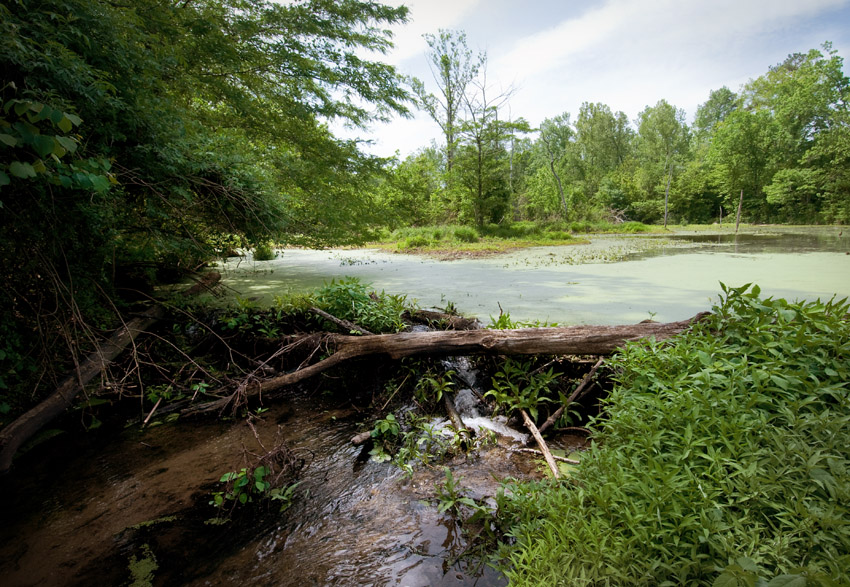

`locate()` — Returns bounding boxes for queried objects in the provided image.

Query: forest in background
[376,31,850,229]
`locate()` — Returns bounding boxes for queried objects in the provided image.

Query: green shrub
[253,242,276,261]
[398,235,430,249]
[314,277,408,333]
[453,226,479,243]
[498,284,850,585]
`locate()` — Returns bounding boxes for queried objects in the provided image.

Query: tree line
[373,31,850,229]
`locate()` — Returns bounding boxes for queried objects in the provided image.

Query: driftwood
[521,409,560,479]
[0,305,165,473]
[536,356,605,438]
[188,313,709,416]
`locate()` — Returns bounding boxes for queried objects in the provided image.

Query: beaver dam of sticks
[0,279,708,585]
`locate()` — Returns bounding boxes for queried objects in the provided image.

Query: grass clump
[498,284,850,585]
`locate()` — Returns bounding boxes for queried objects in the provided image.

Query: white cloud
[383,0,483,65]
[490,0,849,128]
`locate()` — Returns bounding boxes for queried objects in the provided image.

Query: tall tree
[708,109,783,221]
[413,29,482,175]
[635,100,689,226]
[455,57,528,226]
[538,114,575,218]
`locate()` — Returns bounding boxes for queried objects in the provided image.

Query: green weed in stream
[495,284,850,585]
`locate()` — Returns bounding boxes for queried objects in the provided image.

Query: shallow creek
[0,368,581,585]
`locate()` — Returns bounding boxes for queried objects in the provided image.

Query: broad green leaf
[55,135,77,153]
[0,133,16,147]
[57,117,72,133]
[64,112,82,126]
[0,170,9,186]
[766,575,807,587]
[9,161,36,178]
[33,135,56,158]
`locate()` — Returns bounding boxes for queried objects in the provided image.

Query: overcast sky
[342,0,850,158]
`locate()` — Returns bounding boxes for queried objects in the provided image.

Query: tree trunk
[0,272,221,473]
[0,305,165,473]
[187,313,709,415]
[663,153,673,229]
[735,189,744,233]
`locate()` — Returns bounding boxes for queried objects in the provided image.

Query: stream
[1,359,568,586]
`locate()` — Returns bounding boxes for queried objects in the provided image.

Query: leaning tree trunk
[0,271,221,473]
[0,306,164,472]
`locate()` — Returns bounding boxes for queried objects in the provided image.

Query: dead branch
[521,409,560,479]
[536,357,605,437]
[515,447,580,465]
[309,307,373,335]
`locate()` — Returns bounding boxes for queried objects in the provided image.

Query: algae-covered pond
[217,226,850,324]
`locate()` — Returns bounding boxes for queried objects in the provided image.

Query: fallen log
[186,313,709,415]
[0,272,222,473]
[0,305,165,473]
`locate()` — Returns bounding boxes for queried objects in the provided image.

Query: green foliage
[435,467,480,516]
[252,242,277,261]
[453,226,480,242]
[210,465,299,513]
[314,277,408,333]
[0,0,413,415]
[497,285,850,585]
[485,358,558,420]
[369,413,401,462]
[414,369,455,407]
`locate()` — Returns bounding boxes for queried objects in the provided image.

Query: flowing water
[0,366,557,586]
[215,226,850,325]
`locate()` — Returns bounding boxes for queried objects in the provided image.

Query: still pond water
[219,226,850,324]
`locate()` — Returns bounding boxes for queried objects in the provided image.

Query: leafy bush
[453,226,480,243]
[398,235,430,249]
[314,277,408,333]
[253,242,277,261]
[498,284,850,585]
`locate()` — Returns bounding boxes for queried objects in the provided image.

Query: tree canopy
[376,41,849,229]
[0,0,411,404]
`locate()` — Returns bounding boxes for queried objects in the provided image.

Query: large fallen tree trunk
[189,312,710,414]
